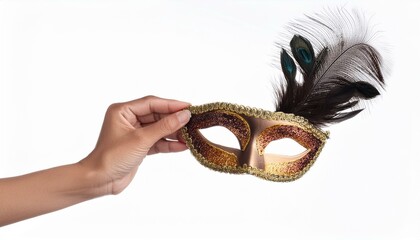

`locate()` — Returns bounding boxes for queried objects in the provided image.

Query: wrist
[76,155,111,198]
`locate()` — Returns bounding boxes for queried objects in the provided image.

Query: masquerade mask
[182,103,329,181]
[182,10,386,181]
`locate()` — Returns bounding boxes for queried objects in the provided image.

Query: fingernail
[176,110,191,124]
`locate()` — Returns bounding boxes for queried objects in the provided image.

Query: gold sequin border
[182,102,329,182]
[188,102,329,140]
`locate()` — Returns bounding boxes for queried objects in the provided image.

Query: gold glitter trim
[182,102,329,182]
[181,127,246,174]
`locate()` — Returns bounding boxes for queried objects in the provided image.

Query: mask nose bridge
[239,134,264,170]
[238,116,266,170]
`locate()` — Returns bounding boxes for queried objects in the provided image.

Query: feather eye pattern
[275,8,385,127]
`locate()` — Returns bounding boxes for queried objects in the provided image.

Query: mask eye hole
[264,138,307,157]
[199,126,241,150]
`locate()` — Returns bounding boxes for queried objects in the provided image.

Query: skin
[0,95,191,227]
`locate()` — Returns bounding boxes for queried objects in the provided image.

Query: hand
[80,95,191,195]
[0,95,191,226]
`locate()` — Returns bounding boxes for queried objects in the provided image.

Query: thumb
[141,109,191,146]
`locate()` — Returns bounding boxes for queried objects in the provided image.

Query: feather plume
[275,8,385,127]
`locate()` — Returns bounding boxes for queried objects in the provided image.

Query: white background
[0,0,419,239]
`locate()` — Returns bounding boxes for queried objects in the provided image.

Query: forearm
[0,160,107,227]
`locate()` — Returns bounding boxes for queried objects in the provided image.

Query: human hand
[0,95,191,226]
[80,95,191,195]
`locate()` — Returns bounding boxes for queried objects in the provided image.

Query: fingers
[164,132,181,141]
[137,125,182,141]
[127,96,190,117]
[137,113,169,125]
[148,139,189,155]
[140,109,191,147]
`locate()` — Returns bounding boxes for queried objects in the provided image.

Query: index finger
[126,95,191,116]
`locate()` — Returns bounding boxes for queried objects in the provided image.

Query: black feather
[275,9,385,127]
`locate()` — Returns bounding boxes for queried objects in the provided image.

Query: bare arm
[0,96,191,226]
[0,163,104,226]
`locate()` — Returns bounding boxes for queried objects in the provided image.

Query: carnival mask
[182,10,385,181]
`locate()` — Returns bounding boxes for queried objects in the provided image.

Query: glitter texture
[182,102,329,182]
[186,110,250,150]
[257,125,321,178]
[185,110,251,169]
